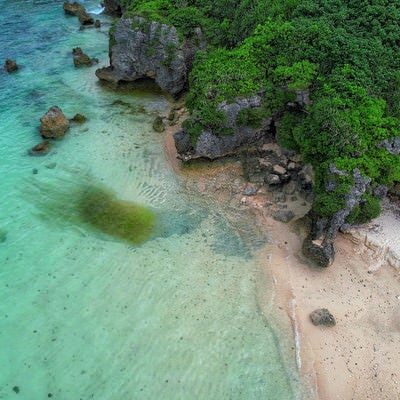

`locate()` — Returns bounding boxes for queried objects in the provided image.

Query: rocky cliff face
[96,17,203,96]
[174,95,273,160]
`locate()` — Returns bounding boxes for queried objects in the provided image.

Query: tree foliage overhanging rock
[99,0,400,267]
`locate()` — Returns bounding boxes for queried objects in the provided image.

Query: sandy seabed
[163,109,400,400]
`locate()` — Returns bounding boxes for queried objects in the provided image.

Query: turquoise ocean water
[0,1,306,399]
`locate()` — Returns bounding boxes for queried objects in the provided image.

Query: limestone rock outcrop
[174,95,272,160]
[96,16,204,96]
[39,106,70,138]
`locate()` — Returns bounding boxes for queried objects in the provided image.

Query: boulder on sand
[310,308,336,327]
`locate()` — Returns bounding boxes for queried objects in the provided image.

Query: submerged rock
[29,141,51,156]
[72,47,97,67]
[70,113,87,123]
[39,106,70,138]
[310,308,336,327]
[4,58,18,72]
[152,116,165,132]
[0,229,7,243]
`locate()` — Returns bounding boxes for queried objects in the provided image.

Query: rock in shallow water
[152,116,165,132]
[39,105,70,138]
[29,141,51,156]
[4,58,18,72]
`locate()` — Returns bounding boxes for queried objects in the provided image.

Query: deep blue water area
[0,1,306,399]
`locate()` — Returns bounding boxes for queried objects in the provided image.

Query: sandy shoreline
[162,107,400,399]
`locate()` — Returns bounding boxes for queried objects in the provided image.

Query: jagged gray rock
[379,137,400,155]
[175,95,272,160]
[96,17,203,95]
[152,116,165,132]
[173,130,193,155]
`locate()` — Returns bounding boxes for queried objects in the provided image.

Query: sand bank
[162,109,400,399]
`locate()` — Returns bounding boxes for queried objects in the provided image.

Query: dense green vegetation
[122,0,400,223]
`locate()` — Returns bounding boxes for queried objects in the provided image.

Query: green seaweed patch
[31,179,155,245]
[77,186,155,244]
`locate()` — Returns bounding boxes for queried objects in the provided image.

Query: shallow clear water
[0,1,304,399]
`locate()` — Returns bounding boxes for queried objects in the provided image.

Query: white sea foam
[89,6,105,15]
